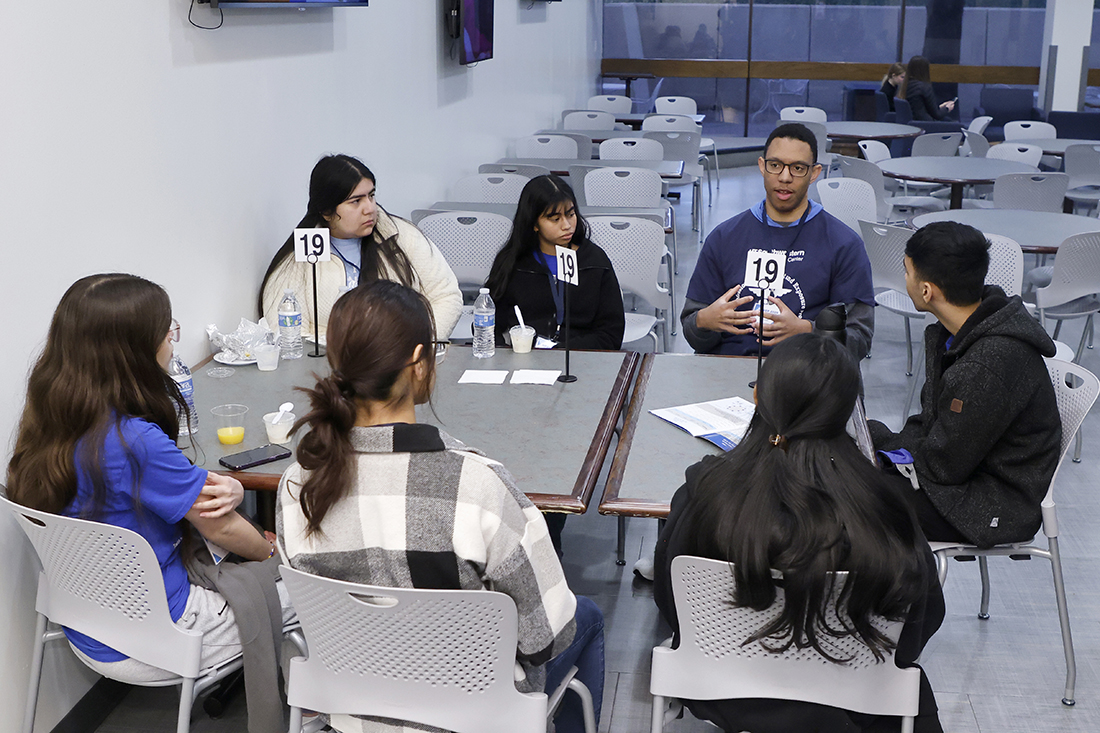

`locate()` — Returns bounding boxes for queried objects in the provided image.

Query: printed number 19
[299,232,325,259]
[559,252,576,280]
[751,257,779,284]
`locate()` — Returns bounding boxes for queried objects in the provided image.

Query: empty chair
[991,173,1069,212]
[586,94,632,114]
[780,106,827,124]
[516,135,580,159]
[599,137,665,161]
[816,178,877,235]
[968,115,993,136]
[1063,143,1100,215]
[416,211,513,292]
[837,155,946,222]
[1033,232,1100,362]
[642,130,706,233]
[584,166,663,209]
[1004,120,1057,141]
[563,110,618,131]
[987,143,1043,167]
[642,114,719,199]
[858,139,892,163]
[451,173,529,204]
[910,132,962,157]
[858,221,925,376]
[959,130,990,158]
[479,163,552,179]
[985,234,1025,297]
[654,96,721,190]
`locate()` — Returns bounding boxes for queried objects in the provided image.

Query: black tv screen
[460,0,493,65]
[211,1,369,7]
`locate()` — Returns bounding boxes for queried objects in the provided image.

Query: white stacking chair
[779,106,827,124]
[968,115,993,136]
[990,172,1069,212]
[860,139,940,195]
[837,155,946,223]
[654,96,720,190]
[1032,232,1100,362]
[279,566,596,733]
[858,221,925,377]
[563,110,619,131]
[817,178,877,235]
[479,163,551,179]
[930,358,1099,707]
[1063,143,1100,215]
[516,134,581,160]
[1004,120,1057,141]
[1,492,303,733]
[599,137,665,161]
[416,211,512,294]
[451,173,529,204]
[858,139,892,164]
[911,132,962,157]
[985,234,1025,297]
[587,216,674,351]
[987,142,1043,167]
[642,114,716,202]
[650,556,921,733]
[586,94,632,114]
[642,130,706,235]
[959,130,990,158]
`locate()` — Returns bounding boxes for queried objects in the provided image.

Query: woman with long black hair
[902,56,956,122]
[654,333,944,732]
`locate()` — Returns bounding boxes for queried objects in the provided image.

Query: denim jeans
[545,595,605,733]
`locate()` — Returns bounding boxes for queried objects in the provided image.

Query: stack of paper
[650,396,756,451]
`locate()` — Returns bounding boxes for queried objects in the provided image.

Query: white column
[1040,0,1095,112]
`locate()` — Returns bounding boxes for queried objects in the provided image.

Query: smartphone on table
[219,444,292,471]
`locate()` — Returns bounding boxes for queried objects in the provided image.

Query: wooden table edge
[598,352,654,513]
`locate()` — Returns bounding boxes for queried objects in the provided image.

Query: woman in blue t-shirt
[7,273,292,682]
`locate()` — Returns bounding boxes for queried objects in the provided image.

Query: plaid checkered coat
[277,423,577,733]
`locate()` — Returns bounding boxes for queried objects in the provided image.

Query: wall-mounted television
[210,1,369,7]
[458,0,493,65]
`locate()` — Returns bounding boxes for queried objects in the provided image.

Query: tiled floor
[95,162,1100,733]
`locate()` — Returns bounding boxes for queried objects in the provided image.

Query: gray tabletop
[879,156,1037,185]
[496,157,684,179]
[1004,139,1100,156]
[825,122,922,140]
[912,209,1100,254]
[599,353,758,517]
[616,112,705,128]
[188,347,636,513]
[420,201,669,228]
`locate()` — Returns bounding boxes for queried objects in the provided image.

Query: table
[912,209,1100,255]
[825,121,922,141]
[601,71,654,98]
[879,157,1038,209]
[496,157,684,179]
[599,353,757,520]
[615,113,705,129]
[1002,138,1100,157]
[422,201,671,230]
[188,347,638,527]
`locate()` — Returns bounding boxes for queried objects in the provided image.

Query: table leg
[950,183,964,209]
[616,516,627,565]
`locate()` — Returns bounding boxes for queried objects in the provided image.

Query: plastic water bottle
[167,354,198,435]
[473,288,496,359]
[278,289,303,359]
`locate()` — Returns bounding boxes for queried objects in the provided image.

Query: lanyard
[536,251,567,334]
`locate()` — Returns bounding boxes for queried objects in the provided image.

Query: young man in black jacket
[869,222,1061,548]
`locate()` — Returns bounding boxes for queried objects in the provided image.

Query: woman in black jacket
[486,174,625,350]
[902,56,956,121]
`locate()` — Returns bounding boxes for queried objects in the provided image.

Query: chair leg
[934,551,949,586]
[616,516,627,566]
[651,694,667,733]
[289,706,304,733]
[1088,315,1094,349]
[1047,536,1077,705]
[22,614,48,733]
[1074,320,1088,362]
[977,556,991,620]
[1052,320,1063,340]
[177,678,196,733]
[904,317,914,377]
[1073,428,1082,463]
[901,715,916,733]
[712,144,721,190]
[566,677,598,733]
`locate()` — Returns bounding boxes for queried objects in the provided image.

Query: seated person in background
[654,333,944,733]
[869,222,1061,547]
[258,154,462,342]
[681,123,875,359]
[901,56,956,121]
[277,280,604,733]
[486,174,625,350]
[880,62,907,112]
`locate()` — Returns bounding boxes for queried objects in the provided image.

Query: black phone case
[218,445,291,471]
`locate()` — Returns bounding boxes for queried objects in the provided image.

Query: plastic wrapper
[206,318,275,362]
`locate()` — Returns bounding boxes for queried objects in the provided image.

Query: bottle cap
[479,287,489,294]
[284,289,293,296]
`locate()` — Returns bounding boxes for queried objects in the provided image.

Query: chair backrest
[279,566,546,733]
[515,135,580,160]
[1044,360,1100,482]
[858,139,892,163]
[599,137,665,161]
[893,98,913,124]
[1036,232,1100,310]
[451,173,529,204]
[873,92,891,123]
[586,216,670,313]
[416,211,512,288]
[780,106,827,124]
[986,143,1043,167]
[817,179,878,234]
[960,130,990,158]
[651,556,920,718]
[1004,120,1057,141]
[858,220,913,294]
[0,492,203,678]
[837,156,890,221]
[586,94,632,114]
[968,116,992,135]
[479,163,551,179]
[992,173,1069,213]
[583,167,663,209]
[1062,143,1100,178]
[641,130,704,177]
[641,114,701,134]
[654,96,698,116]
[911,132,962,157]
[563,110,618,131]
[984,234,1024,297]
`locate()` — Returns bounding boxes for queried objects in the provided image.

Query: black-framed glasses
[763,159,813,178]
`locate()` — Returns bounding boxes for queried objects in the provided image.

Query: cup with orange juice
[211,404,249,445]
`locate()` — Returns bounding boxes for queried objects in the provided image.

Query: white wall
[0,1,600,728]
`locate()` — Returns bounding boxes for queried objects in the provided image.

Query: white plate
[213,352,257,366]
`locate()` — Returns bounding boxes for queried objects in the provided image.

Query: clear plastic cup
[255,344,279,372]
[263,411,295,445]
[509,325,536,354]
[212,404,248,445]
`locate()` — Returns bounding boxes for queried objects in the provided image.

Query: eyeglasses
[433,341,450,365]
[168,318,180,343]
[763,159,813,178]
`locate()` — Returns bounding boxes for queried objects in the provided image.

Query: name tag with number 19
[294,228,331,263]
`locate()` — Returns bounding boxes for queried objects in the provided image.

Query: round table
[879,157,1037,209]
[911,209,1100,254]
[825,121,923,141]
[1003,138,1100,157]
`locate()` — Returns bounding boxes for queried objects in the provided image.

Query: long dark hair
[291,280,436,535]
[684,334,928,661]
[256,154,417,316]
[8,274,183,516]
[484,174,590,296]
[901,56,931,98]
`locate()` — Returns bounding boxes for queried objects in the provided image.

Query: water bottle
[278,289,303,359]
[167,354,198,435]
[473,288,496,359]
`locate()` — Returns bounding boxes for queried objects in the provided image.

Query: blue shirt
[331,236,362,288]
[63,417,208,661]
